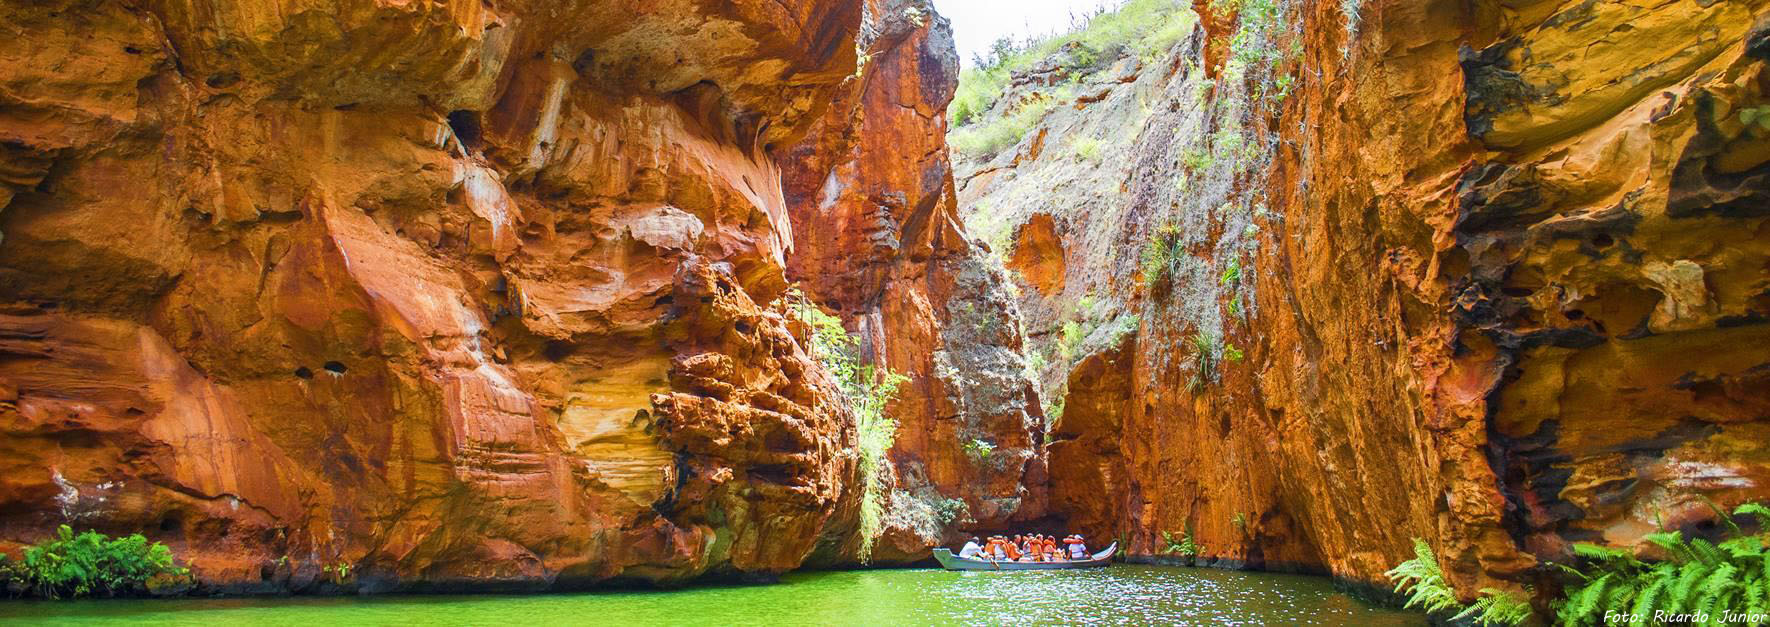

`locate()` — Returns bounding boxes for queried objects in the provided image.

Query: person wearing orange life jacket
[1065,535,1089,560]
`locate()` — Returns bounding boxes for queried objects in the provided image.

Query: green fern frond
[1719,535,1764,558]
[1736,503,1770,529]
[1644,531,1687,559]
[1667,561,1709,610]
[1452,588,1533,627]
[1598,576,1634,617]
[1689,538,1725,566]
[1385,538,1460,615]
[1560,572,1613,625]
[1693,562,1736,608]
[1573,542,1632,562]
[1629,575,1668,627]
[1744,575,1766,616]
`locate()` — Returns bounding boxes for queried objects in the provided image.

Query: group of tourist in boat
[957,534,1092,562]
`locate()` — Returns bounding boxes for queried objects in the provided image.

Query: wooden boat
[932,542,1118,571]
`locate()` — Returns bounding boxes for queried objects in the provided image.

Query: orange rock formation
[957,0,1770,604]
[0,0,894,591]
[3,0,1767,607]
[781,0,1047,562]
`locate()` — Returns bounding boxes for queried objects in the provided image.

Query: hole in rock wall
[448,110,484,150]
[204,72,240,88]
[293,366,314,379]
[323,361,348,375]
[572,49,596,77]
[543,340,574,362]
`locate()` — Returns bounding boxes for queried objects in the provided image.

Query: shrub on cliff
[1161,530,1200,558]
[0,525,188,599]
[1138,222,1184,290]
[948,0,1196,129]
[792,290,909,562]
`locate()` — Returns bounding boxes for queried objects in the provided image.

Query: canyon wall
[781,0,1047,562]
[0,0,1003,591]
[3,0,1765,604]
[957,0,1770,601]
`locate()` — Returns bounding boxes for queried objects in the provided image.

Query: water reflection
[0,565,1422,626]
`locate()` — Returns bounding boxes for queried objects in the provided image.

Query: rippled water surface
[0,565,1422,625]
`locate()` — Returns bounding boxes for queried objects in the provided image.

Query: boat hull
[932,543,1117,571]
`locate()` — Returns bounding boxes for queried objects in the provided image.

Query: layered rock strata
[781,0,1046,562]
[956,0,1770,602]
[0,0,897,591]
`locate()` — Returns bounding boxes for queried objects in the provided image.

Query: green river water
[0,565,1422,626]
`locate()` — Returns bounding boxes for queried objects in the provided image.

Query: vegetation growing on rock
[0,526,187,599]
[948,0,1196,139]
[1386,539,1532,626]
[794,292,910,563]
[1553,503,1770,626]
[1161,530,1201,558]
[1389,503,1770,625]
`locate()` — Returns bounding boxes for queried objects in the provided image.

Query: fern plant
[1554,502,1770,626]
[1,525,187,599]
[1456,588,1535,627]
[1386,538,1462,615]
[1162,530,1201,558]
[1385,538,1534,625]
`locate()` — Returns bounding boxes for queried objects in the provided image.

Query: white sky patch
[933,0,1121,68]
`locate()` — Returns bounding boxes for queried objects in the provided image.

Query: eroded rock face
[0,0,879,591]
[955,0,1770,602]
[1451,0,1770,595]
[781,0,1046,562]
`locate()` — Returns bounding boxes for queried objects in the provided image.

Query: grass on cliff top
[948,0,1196,152]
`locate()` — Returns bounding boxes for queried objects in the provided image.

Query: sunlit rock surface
[954,0,1770,602]
[781,0,1046,563]
[0,0,876,591]
[2,0,1765,604]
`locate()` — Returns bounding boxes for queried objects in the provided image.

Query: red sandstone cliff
[782,0,1048,563]
[955,0,1770,604]
[3,0,1766,607]
[0,0,944,591]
